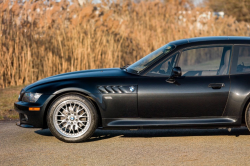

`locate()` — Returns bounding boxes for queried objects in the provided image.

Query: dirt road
[1,121,250,166]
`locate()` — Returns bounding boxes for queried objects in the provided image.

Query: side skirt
[103,117,238,128]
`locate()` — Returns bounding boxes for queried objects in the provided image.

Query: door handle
[208,83,225,89]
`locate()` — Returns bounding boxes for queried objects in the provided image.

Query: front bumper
[14,94,55,128]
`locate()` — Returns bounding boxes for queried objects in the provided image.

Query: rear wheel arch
[241,97,250,125]
[43,91,102,129]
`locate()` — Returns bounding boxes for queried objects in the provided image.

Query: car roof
[169,36,250,46]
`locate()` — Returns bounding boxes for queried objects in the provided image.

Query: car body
[14,36,250,142]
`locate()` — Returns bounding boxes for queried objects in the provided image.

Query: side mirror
[171,67,182,78]
[166,67,182,83]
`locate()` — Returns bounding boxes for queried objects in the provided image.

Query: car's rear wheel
[245,102,250,132]
[47,94,98,143]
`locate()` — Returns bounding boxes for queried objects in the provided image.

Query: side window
[146,53,178,76]
[231,46,250,74]
[178,46,232,76]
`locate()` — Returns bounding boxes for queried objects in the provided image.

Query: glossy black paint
[15,94,55,127]
[14,36,250,129]
[137,75,230,118]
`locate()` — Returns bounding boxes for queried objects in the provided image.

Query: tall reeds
[0,0,249,88]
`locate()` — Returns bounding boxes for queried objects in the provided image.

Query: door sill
[104,117,237,127]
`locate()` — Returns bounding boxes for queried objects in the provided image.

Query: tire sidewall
[47,94,98,143]
[245,102,250,131]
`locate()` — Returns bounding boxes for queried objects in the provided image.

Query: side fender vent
[98,85,137,94]
[112,86,122,93]
[105,86,115,93]
[98,86,109,94]
[118,86,128,93]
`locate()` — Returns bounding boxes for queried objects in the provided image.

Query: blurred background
[1,0,250,89]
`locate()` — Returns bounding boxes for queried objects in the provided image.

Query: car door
[138,45,232,118]
[224,45,250,119]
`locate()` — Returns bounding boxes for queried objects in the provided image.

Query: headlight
[22,92,42,103]
[18,89,25,101]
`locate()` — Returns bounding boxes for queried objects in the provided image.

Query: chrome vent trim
[98,85,137,94]
[98,86,108,94]
[118,86,128,93]
[105,86,115,93]
[112,86,122,93]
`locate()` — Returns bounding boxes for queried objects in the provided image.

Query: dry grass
[0,85,22,120]
[0,0,249,88]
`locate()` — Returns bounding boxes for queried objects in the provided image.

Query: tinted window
[231,46,250,74]
[147,53,178,76]
[178,46,232,76]
[127,44,175,74]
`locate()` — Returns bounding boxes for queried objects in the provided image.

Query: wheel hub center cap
[70,116,75,121]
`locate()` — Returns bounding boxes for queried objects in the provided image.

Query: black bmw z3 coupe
[15,36,250,142]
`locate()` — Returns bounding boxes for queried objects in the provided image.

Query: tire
[47,94,98,143]
[245,102,250,132]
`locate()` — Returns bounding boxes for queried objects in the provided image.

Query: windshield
[127,44,175,73]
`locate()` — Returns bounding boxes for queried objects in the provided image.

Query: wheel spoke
[79,115,87,118]
[62,107,68,113]
[70,124,74,133]
[62,123,68,129]
[59,110,65,116]
[76,106,80,113]
[53,99,91,138]
[79,121,86,126]
[72,103,76,111]
[69,103,74,113]
[75,124,79,131]
[77,108,84,113]
[80,112,87,116]
[66,124,70,131]
[58,119,66,126]
[72,126,74,133]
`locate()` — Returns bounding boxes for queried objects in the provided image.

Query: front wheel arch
[43,91,102,129]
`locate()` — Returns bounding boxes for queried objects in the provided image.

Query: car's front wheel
[47,94,98,143]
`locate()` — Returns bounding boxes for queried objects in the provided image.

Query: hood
[24,68,132,91]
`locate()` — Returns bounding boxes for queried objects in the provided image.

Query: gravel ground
[1,121,250,166]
